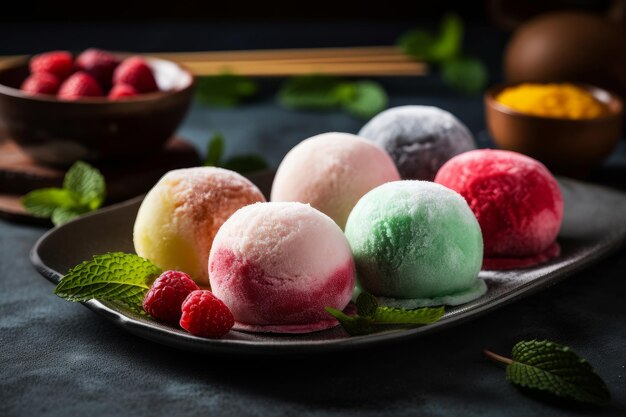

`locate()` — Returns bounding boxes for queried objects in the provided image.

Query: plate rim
[30,184,626,355]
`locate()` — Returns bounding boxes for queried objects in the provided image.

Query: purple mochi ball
[358,105,476,181]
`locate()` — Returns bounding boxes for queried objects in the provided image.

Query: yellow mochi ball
[133,167,265,285]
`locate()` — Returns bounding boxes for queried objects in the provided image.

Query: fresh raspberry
[113,56,158,93]
[142,271,200,325]
[76,48,120,87]
[57,71,103,100]
[108,83,138,100]
[180,290,234,338]
[29,51,74,80]
[21,72,60,96]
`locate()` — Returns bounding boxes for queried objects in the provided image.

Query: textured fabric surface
[1,218,625,417]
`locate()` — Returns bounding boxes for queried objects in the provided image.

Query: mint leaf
[430,13,463,62]
[397,13,462,62]
[441,57,487,95]
[196,74,258,107]
[397,29,436,60]
[205,131,224,167]
[355,292,378,318]
[203,130,268,174]
[509,341,611,406]
[278,75,352,110]
[325,307,373,336]
[342,81,388,119]
[484,340,611,407]
[278,75,388,119]
[21,188,76,217]
[55,252,161,308]
[51,206,83,226]
[327,297,444,336]
[397,14,486,95]
[378,305,445,324]
[222,154,269,174]
[374,305,445,324]
[63,161,106,210]
[22,160,106,225]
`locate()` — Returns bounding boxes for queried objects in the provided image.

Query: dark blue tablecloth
[1,21,625,417]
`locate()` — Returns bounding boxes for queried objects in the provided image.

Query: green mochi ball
[345,181,486,308]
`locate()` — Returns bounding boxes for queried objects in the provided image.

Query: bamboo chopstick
[151,46,404,62]
[182,60,426,76]
[0,46,427,77]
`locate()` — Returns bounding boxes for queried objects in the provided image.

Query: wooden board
[0,138,201,224]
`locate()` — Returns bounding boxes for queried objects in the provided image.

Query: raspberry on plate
[21,72,60,96]
[180,290,234,338]
[108,83,138,100]
[113,56,159,93]
[142,271,199,325]
[30,51,74,80]
[57,71,103,100]
[76,48,120,87]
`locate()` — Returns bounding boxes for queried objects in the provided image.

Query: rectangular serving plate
[31,176,626,355]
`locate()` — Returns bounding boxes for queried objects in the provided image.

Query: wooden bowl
[0,54,194,166]
[485,82,623,176]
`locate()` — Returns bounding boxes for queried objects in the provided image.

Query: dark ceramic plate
[31,174,626,355]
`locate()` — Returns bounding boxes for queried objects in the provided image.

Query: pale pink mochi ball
[208,202,355,334]
[271,132,401,229]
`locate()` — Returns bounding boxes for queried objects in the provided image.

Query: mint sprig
[355,291,378,318]
[397,12,487,95]
[195,74,258,107]
[205,131,225,167]
[484,340,611,406]
[398,13,462,62]
[326,292,445,335]
[22,161,106,226]
[373,306,445,324]
[325,307,374,336]
[277,75,388,120]
[54,252,161,309]
[343,81,388,119]
[20,188,75,217]
[441,57,487,96]
[204,131,269,174]
[63,160,106,209]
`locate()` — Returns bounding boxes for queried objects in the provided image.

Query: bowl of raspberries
[0,49,194,165]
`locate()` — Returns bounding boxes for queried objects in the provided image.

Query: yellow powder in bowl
[496,83,609,119]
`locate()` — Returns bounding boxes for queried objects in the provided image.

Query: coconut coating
[358,105,476,180]
[345,181,485,308]
[133,167,265,285]
[271,132,400,229]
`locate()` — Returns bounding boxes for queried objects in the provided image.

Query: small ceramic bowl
[485,82,623,176]
[0,54,194,166]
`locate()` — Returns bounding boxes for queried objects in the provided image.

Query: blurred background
[0,0,624,222]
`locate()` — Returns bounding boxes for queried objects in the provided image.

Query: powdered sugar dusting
[271,132,400,229]
[358,105,476,180]
[133,167,265,284]
[435,149,563,261]
[208,202,355,333]
[345,180,484,305]
[211,202,352,284]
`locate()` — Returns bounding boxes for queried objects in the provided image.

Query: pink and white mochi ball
[271,132,401,229]
[208,202,355,333]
